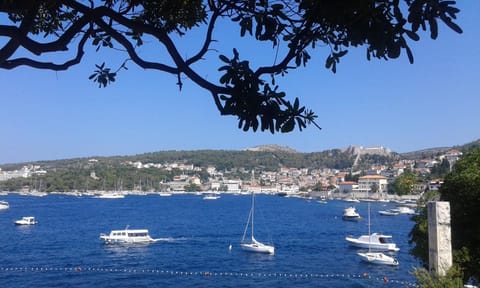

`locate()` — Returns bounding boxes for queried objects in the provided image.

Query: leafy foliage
[392,170,421,195]
[439,148,480,282]
[413,265,464,288]
[409,148,480,283]
[0,0,462,133]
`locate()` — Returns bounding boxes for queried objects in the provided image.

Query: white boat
[15,216,38,225]
[94,192,125,199]
[240,192,275,255]
[355,203,399,265]
[100,227,158,244]
[378,209,399,216]
[357,251,399,266]
[346,233,400,252]
[393,206,416,215]
[342,206,361,221]
[0,200,9,210]
[346,204,400,252]
[203,194,220,200]
[159,192,172,197]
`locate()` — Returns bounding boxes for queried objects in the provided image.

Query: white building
[358,175,388,197]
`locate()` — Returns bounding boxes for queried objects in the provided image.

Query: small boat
[15,216,38,225]
[159,192,172,197]
[346,204,400,252]
[342,206,361,221]
[357,251,399,266]
[240,192,275,255]
[100,227,158,244]
[203,194,220,200]
[379,210,399,216]
[94,192,125,199]
[0,200,9,210]
[393,206,416,215]
[346,233,400,252]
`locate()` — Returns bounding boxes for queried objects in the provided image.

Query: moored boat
[342,206,361,221]
[240,191,275,255]
[15,216,38,225]
[357,251,399,266]
[0,200,9,210]
[379,209,399,216]
[346,233,399,252]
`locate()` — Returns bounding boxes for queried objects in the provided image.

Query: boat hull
[240,243,275,255]
[357,252,399,266]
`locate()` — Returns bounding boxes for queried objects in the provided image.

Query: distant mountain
[245,144,298,153]
[400,139,480,160]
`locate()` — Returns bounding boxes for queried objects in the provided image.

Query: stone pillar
[427,201,452,276]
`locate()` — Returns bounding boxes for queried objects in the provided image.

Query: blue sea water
[0,194,422,287]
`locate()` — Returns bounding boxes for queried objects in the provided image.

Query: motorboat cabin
[100,228,157,244]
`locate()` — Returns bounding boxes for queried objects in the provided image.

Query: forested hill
[1,148,399,172]
[2,139,479,172]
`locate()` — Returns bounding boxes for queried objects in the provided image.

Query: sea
[0,193,422,287]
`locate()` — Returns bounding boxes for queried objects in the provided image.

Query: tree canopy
[410,148,480,283]
[440,148,480,282]
[0,0,462,132]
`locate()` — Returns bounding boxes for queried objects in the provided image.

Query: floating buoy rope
[0,266,418,286]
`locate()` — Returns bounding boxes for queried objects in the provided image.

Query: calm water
[0,194,421,287]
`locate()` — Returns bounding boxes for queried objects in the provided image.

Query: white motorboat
[346,233,400,252]
[357,251,399,266]
[94,192,125,199]
[342,206,361,221]
[100,227,158,244]
[240,191,275,255]
[15,216,38,225]
[159,192,172,197]
[393,206,416,215]
[203,194,220,200]
[0,200,9,210]
[378,209,399,216]
[346,204,400,252]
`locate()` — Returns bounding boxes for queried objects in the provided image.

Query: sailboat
[240,191,275,255]
[356,203,399,266]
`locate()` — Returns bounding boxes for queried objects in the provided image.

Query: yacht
[100,227,158,244]
[15,216,38,225]
[94,192,125,199]
[342,206,361,221]
[0,200,9,210]
[345,233,400,252]
[203,193,220,200]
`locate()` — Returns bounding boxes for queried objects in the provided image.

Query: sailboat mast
[251,191,255,240]
[368,202,371,252]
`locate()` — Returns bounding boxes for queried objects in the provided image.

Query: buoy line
[0,267,418,286]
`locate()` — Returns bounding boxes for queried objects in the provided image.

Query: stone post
[427,201,452,276]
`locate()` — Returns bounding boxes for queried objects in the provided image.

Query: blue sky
[1,1,479,164]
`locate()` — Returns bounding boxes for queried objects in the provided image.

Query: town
[0,146,464,200]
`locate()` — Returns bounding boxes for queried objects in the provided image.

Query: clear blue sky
[1,2,479,164]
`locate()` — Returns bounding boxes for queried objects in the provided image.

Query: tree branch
[0,16,90,56]
[0,29,90,70]
[0,1,39,63]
